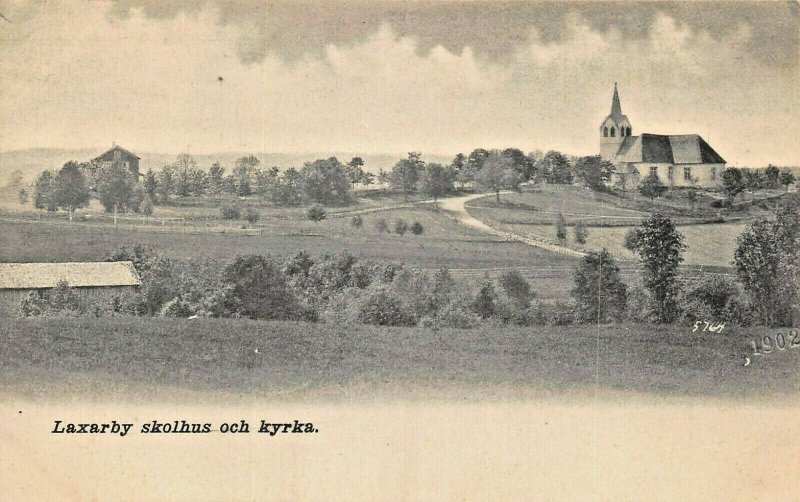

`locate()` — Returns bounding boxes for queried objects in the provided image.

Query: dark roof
[613,134,725,164]
[94,144,140,161]
[0,262,140,289]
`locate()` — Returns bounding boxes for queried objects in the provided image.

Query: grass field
[1,316,796,400]
[466,187,751,267]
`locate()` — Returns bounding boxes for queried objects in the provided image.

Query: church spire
[611,82,622,117]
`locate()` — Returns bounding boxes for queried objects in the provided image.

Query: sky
[0,0,798,166]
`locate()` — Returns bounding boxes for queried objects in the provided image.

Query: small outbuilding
[93,143,141,178]
[0,261,141,314]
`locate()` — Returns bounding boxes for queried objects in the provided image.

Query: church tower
[600,83,632,161]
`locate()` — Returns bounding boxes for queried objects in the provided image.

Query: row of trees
[384,149,614,202]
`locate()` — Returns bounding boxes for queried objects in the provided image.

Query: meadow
[1,316,796,400]
[466,187,754,267]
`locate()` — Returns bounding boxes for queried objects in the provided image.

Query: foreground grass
[1,317,796,401]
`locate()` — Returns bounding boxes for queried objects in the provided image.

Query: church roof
[613,134,725,165]
[600,83,630,128]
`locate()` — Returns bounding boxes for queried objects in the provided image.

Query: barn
[0,261,140,314]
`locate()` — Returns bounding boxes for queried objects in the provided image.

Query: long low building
[0,261,140,314]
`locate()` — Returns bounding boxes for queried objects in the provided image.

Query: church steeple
[611,82,622,118]
[600,83,632,161]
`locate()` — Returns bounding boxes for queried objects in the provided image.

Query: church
[600,84,726,189]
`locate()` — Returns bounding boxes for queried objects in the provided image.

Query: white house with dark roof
[601,84,726,188]
[0,261,140,314]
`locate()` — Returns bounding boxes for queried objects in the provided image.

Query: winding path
[436,193,586,258]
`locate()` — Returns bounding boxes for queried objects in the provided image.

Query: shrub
[573,222,588,244]
[625,287,652,323]
[498,269,534,308]
[141,195,154,216]
[410,221,424,235]
[358,291,415,326]
[571,249,627,323]
[307,204,326,223]
[374,218,389,233]
[221,255,310,321]
[623,228,641,251]
[394,218,409,235]
[220,201,241,220]
[678,275,745,322]
[534,301,575,325]
[19,280,84,317]
[432,301,482,329]
[243,207,261,225]
[555,213,567,241]
[472,280,497,319]
[351,215,363,228]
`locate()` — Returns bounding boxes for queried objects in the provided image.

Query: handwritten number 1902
[750,329,799,356]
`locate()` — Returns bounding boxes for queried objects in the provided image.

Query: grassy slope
[467,187,749,267]
[1,317,796,400]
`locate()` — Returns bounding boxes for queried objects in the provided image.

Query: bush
[573,222,588,244]
[533,301,575,325]
[394,218,409,235]
[431,301,482,329]
[220,201,241,220]
[623,228,641,251]
[410,221,424,235]
[351,215,363,228]
[571,249,627,323]
[472,280,497,319]
[243,207,261,225]
[19,280,83,317]
[358,291,415,326]
[141,195,154,216]
[307,204,326,223]
[221,255,312,321]
[555,213,567,241]
[498,269,534,308]
[374,218,389,233]
[625,287,652,322]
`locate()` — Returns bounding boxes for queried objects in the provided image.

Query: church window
[627,127,632,136]
[684,167,692,181]
[620,128,625,137]
[650,166,658,176]
[603,127,608,137]
[610,127,615,137]
[668,166,674,180]
[710,167,716,180]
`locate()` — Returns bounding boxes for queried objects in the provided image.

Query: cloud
[0,1,797,167]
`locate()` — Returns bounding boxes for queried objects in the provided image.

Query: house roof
[613,134,726,164]
[94,144,141,160]
[0,262,141,289]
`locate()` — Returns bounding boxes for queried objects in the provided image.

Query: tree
[498,269,534,308]
[418,162,453,201]
[538,150,573,184]
[394,218,408,235]
[301,157,351,205]
[345,157,366,188]
[779,170,796,191]
[571,249,628,323]
[96,163,138,223]
[143,169,158,201]
[307,204,326,223]
[555,213,567,241]
[474,151,522,202]
[374,218,388,233]
[33,170,58,211]
[573,222,588,244]
[502,147,536,181]
[472,279,497,319]
[271,167,304,206]
[351,215,363,228]
[53,161,90,221]
[156,164,176,201]
[233,155,260,196]
[764,165,780,188]
[410,221,424,235]
[243,207,261,227]
[721,167,745,203]
[574,155,615,191]
[638,172,667,200]
[207,162,226,195]
[173,154,198,197]
[18,188,28,205]
[449,153,468,188]
[221,255,306,320]
[388,152,424,197]
[734,196,799,326]
[141,194,154,216]
[627,213,685,323]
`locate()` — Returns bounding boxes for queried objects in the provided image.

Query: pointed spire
[611,82,622,117]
